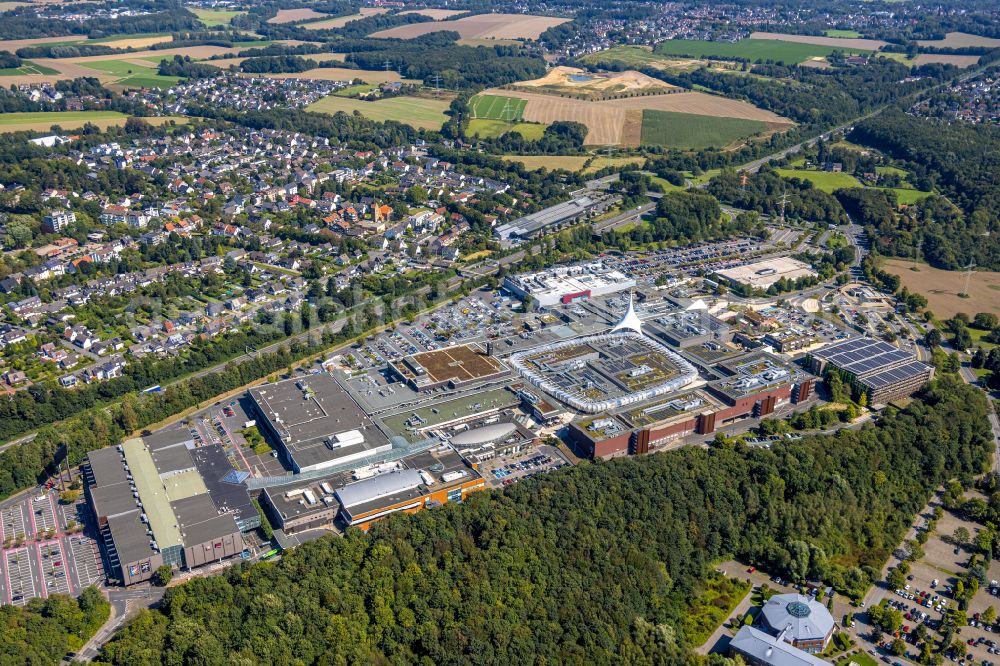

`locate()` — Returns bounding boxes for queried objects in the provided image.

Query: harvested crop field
[267,8,327,24]
[749,31,887,51]
[97,35,175,49]
[259,66,414,83]
[912,54,980,68]
[0,35,83,52]
[302,7,389,30]
[916,32,1000,49]
[399,8,465,19]
[511,65,674,100]
[884,259,1000,318]
[370,13,570,40]
[306,94,451,129]
[484,87,791,145]
[63,45,238,63]
[501,155,591,171]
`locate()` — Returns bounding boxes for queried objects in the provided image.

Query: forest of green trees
[93,378,991,665]
[849,111,1000,270]
[0,586,109,662]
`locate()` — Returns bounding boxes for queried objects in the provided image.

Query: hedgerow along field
[654,37,873,63]
[469,94,527,122]
[639,110,769,149]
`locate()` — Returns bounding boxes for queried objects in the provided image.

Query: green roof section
[122,437,183,549]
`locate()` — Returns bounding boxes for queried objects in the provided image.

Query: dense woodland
[336,34,548,89]
[628,60,944,134]
[0,0,201,40]
[707,167,849,225]
[93,379,991,665]
[0,587,109,663]
[849,112,1000,270]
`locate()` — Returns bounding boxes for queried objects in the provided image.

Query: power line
[961,261,975,298]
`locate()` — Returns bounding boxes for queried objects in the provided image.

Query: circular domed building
[758,593,835,654]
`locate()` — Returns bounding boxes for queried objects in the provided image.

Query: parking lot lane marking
[27,500,37,539]
[54,537,73,594]
[47,494,61,531]
[2,550,11,604]
[34,542,46,598]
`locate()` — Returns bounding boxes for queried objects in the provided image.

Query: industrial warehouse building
[715,257,818,290]
[261,445,485,533]
[84,430,254,586]
[807,337,934,405]
[249,374,392,473]
[502,261,635,307]
[494,194,605,242]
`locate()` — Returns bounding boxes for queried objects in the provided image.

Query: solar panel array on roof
[814,338,914,377]
[860,361,932,389]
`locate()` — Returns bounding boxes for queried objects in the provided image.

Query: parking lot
[0,487,106,606]
[37,538,70,596]
[1,503,28,543]
[68,535,103,590]
[480,446,571,489]
[3,547,37,605]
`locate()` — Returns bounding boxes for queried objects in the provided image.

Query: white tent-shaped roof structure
[611,293,643,335]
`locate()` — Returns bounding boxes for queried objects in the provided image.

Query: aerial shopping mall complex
[82,261,932,586]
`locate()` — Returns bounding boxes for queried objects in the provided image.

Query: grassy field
[681,576,751,647]
[0,60,58,76]
[469,94,527,121]
[655,38,870,63]
[189,7,245,27]
[640,109,768,149]
[582,156,646,174]
[334,83,379,97]
[307,94,451,130]
[78,59,180,88]
[466,118,546,140]
[0,111,126,127]
[884,187,933,205]
[825,29,863,38]
[885,259,1000,318]
[775,168,863,192]
[502,155,591,171]
[0,113,185,133]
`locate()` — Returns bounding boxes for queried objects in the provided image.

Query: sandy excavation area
[512,66,675,98]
